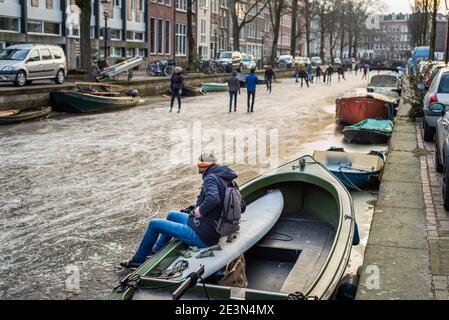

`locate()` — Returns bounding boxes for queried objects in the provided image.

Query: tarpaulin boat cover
[346,119,393,133]
[339,90,399,104]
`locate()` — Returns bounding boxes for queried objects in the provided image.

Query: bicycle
[147,59,178,77]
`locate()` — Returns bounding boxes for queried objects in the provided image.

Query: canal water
[0,75,383,299]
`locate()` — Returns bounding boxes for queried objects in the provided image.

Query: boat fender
[353,222,360,246]
[127,89,139,97]
[335,273,359,300]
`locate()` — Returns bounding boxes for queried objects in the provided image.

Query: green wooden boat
[50,82,140,113]
[201,82,229,93]
[107,156,356,300]
[0,107,52,125]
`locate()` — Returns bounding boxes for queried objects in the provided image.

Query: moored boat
[313,148,386,190]
[201,82,229,92]
[50,82,140,113]
[107,156,356,300]
[168,85,205,97]
[343,119,393,144]
[0,107,52,125]
[336,92,398,125]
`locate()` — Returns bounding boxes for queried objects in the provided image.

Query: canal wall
[356,100,434,300]
[0,69,294,111]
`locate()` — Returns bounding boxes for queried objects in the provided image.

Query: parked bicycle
[199,59,226,74]
[147,59,178,77]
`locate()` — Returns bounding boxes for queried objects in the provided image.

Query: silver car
[423,67,449,142]
[0,44,67,87]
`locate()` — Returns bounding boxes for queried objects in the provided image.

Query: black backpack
[214,177,243,237]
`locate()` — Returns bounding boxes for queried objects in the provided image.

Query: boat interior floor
[245,215,335,294]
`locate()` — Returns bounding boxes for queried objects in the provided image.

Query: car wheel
[443,164,449,210]
[435,137,444,173]
[54,69,65,84]
[14,71,26,87]
[424,119,435,142]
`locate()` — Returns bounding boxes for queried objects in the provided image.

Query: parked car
[217,51,243,72]
[311,56,322,66]
[367,72,401,98]
[0,44,67,87]
[334,58,342,65]
[423,67,449,142]
[277,55,294,68]
[432,102,449,209]
[242,53,256,71]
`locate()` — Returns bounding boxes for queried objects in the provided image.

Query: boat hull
[201,83,229,92]
[50,91,140,113]
[0,107,52,125]
[336,97,392,125]
[343,128,392,144]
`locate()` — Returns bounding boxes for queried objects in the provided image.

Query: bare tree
[230,0,269,51]
[75,0,92,74]
[268,0,287,64]
[187,0,196,68]
[429,0,441,59]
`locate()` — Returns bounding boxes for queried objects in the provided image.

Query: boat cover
[339,90,399,104]
[161,189,284,281]
[346,119,393,133]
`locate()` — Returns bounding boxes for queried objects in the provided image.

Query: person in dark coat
[264,66,276,93]
[170,67,184,113]
[337,65,346,82]
[227,71,241,112]
[298,66,309,88]
[120,153,246,269]
[245,68,258,112]
[326,65,334,85]
[315,66,323,83]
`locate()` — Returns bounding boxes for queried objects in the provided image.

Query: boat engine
[127,89,139,97]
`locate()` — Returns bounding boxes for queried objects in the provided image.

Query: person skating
[307,63,314,83]
[245,68,258,112]
[337,65,346,82]
[362,63,369,80]
[315,66,323,83]
[298,66,309,88]
[264,66,276,93]
[120,153,246,269]
[170,67,184,113]
[227,71,241,112]
[326,65,334,85]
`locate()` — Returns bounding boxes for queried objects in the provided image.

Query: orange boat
[336,92,398,125]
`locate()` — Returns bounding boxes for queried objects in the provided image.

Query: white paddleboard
[165,189,284,281]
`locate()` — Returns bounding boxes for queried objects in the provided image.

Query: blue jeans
[266,80,272,93]
[229,91,238,111]
[132,211,207,263]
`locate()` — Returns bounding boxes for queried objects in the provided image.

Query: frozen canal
[0,73,382,299]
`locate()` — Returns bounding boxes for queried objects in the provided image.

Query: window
[165,20,171,54]
[110,29,121,40]
[158,19,163,54]
[115,0,120,6]
[150,18,156,54]
[165,0,171,5]
[51,48,63,59]
[135,32,144,41]
[200,0,207,8]
[28,21,43,33]
[176,0,187,11]
[31,0,39,7]
[41,48,52,60]
[0,17,20,32]
[110,47,122,57]
[200,19,206,44]
[158,0,164,3]
[126,48,134,57]
[28,50,41,62]
[138,48,146,57]
[176,23,186,56]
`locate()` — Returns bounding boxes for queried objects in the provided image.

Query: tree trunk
[290,0,298,56]
[305,0,311,58]
[319,9,326,61]
[230,1,240,51]
[76,0,92,74]
[270,1,284,64]
[429,0,438,60]
[423,0,429,45]
[329,32,334,61]
[187,0,195,68]
[339,18,345,58]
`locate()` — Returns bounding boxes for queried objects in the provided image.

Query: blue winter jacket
[245,73,258,92]
[188,165,245,246]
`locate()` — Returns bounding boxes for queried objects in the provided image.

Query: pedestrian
[307,63,314,83]
[337,65,346,82]
[315,65,323,83]
[227,71,240,113]
[120,153,246,269]
[245,68,258,112]
[264,66,276,93]
[299,66,309,88]
[295,64,300,83]
[354,63,359,75]
[362,63,369,80]
[326,65,334,85]
[170,67,184,113]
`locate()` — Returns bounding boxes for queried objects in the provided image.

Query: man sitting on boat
[120,153,245,269]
